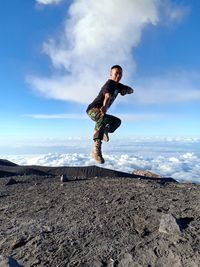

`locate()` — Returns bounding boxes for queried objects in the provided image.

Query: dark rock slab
[48,165,135,178]
[0,159,18,167]
[46,166,177,182]
[0,166,49,178]
[41,165,174,182]
[0,162,177,183]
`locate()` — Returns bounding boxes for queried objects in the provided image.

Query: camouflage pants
[87,107,121,141]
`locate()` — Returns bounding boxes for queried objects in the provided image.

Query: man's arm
[100,93,111,114]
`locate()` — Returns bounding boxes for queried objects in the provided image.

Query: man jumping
[86,65,134,164]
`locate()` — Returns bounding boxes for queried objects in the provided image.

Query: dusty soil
[0,160,200,267]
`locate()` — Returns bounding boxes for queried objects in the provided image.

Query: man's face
[110,68,122,82]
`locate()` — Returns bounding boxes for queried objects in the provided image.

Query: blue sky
[0,0,200,149]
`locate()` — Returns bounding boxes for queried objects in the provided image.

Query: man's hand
[100,93,111,115]
[120,87,134,96]
[128,87,134,94]
[100,106,107,115]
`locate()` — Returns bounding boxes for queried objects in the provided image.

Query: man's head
[110,65,123,83]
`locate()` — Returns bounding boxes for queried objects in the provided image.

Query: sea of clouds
[1,137,200,183]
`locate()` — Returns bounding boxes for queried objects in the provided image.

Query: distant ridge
[0,159,18,167]
[0,159,177,183]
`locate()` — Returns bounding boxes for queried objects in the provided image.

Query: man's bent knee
[117,118,121,127]
[109,117,121,133]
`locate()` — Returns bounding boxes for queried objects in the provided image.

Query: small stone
[159,213,181,234]
[41,225,53,233]
[92,259,102,267]
[118,253,134,267]
[60,175,68,183]
[107,258,115,267]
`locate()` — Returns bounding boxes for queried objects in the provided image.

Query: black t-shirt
[86,79,129,112]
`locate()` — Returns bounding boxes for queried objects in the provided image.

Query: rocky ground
[0,159,200,267]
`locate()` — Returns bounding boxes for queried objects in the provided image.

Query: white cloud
[29,0,191,105]
[162,1,190,23]
[24,112,162,121]
[182,152,195,159]
[24,113,87,120]
[36,0,64,5]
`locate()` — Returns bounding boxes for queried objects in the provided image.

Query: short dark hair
[111,65,122,71]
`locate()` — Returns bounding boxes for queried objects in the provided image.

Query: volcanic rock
[0,160,199,266]
[159,213,181,234]
[132,169,161,178]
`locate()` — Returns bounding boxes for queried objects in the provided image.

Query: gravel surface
[0,160,200,266]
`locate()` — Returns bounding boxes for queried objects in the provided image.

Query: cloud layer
[3,137,200,183]
[29,0,188,104]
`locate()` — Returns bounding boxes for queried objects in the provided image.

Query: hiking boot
[103,124,110,142]
[91,140,105,164]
